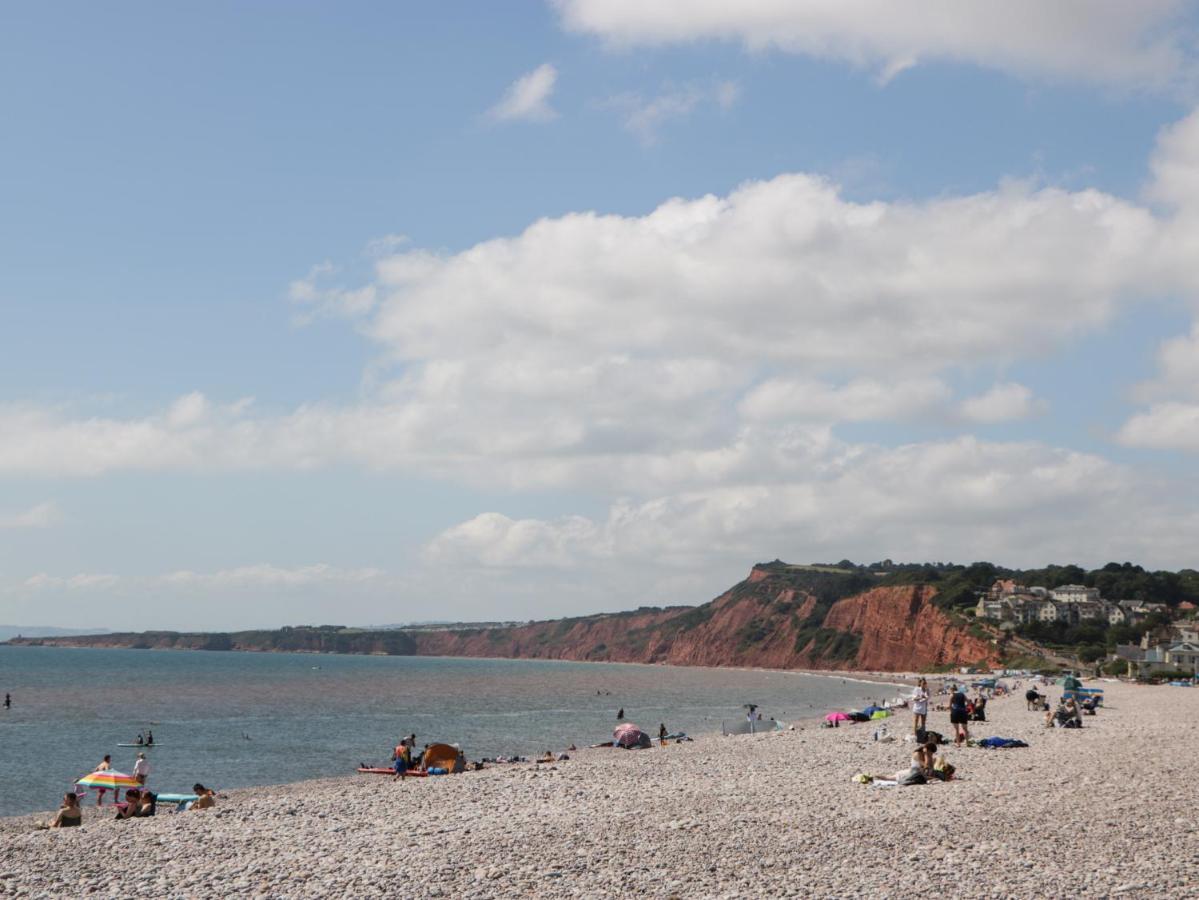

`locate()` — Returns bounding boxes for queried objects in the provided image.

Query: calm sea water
[0,645,894,816]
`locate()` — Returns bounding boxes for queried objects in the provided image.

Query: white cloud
[0,502,60,529]
[0,169,1174,486]
[20,564,384,592]
[488,63,559,123]
[427,436,1199,573]
[289,262,378,321]
[959,383,1044,424]
[605,79,739,144]
[739,377,951,423]
[1118,402,1199,451]
[553,0,1193,89]
[24,572,119,590]
[424,513,604,568]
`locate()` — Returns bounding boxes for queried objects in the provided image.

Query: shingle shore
[2,679,1196,898]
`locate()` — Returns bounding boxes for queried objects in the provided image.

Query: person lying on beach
[37,793,82,829]
[191,784,216,810]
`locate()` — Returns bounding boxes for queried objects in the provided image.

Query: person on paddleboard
[146,730,154,746]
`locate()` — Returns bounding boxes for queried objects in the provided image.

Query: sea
[0,645,899,817]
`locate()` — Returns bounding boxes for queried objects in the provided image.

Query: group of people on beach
[36,735,218,829]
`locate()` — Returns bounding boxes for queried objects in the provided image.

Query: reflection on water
[0,645,892,816]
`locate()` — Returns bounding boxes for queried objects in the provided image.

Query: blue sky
[5,1,1199,629]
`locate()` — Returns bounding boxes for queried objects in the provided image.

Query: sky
[6,1,1199,630]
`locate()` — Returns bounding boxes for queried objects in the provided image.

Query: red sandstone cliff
[11,563,1004,673]
[409,565,1000,672]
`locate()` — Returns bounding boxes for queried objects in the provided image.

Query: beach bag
[925,730,944,745]
[915,727,928,743]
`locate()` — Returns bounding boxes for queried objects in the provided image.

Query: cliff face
[410,564,999,672]
[9,563,1003,672]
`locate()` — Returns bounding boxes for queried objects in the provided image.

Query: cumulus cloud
[959,383,1045,424]
[552,0,1192,89]
[0,501,60,529]
[0,167,1177,487]
[739,377,950,423]
[488,63,559,123]
[427,436,1199,574]
[1117,402,1199,451]
[604,79,739,144]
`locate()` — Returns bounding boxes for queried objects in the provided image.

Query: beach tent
[422,743,460,771]
[613,723,650,748]
[824,712,851,723]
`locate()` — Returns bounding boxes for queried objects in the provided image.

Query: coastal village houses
[973,580,1151,627]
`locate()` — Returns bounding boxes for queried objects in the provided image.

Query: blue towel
[977,737,1028,749]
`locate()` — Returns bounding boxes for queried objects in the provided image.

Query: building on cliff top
[975,580,1139,627]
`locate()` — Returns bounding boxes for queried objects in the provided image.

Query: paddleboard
[117,743,160,747]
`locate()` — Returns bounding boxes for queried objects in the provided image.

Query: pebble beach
[3,678,1196,898]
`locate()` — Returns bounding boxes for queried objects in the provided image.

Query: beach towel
[977,737,1029,749]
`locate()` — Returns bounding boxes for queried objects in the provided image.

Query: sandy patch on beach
[3,680,1197,898]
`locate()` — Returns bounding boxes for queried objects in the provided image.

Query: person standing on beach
[94,754,112,806]
[133,752,150,786]
[949,687,969,746]
[911,678,929,736]
[658,723,667,747]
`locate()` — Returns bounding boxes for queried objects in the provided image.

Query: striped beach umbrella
[76,770,139,790]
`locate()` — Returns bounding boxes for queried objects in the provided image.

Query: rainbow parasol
[76,770,140,790]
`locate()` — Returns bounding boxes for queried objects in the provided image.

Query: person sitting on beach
[911,741,937,776]
[191,784,216,810]
[115,789,141,821]
[39,793,82,829]
[538,750,555,763]
[135,791,157,817]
